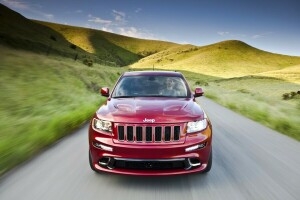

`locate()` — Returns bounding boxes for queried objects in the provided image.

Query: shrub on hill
[282,91,300,100]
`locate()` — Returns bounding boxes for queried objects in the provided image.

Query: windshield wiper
[144,95,188,98]
[113,95,185,98]
[112,96,136,98]
[143,95,168,97]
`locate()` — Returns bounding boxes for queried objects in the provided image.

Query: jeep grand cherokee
[88,71,212,175]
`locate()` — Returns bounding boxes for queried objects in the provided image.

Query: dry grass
[131,40,300,78]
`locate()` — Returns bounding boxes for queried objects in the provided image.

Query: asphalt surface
[1,97,300,200]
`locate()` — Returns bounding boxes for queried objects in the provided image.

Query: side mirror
[194,87,204,97]
[100,87,110,97]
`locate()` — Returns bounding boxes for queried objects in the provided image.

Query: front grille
[116,124,183,143]
[114,159,185,170]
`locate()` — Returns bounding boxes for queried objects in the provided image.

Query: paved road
[1,97,300,200]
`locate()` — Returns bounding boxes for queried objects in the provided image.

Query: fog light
[93,142,113,152]
[185,142,206,152]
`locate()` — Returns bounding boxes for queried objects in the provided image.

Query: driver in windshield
[161,77,177,96]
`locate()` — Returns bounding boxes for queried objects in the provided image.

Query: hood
[96,97,204,123]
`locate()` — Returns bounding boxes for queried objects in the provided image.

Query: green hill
[0,4,177,66]
[257,64,300,83]
[131,40,300,78]
[36,21,178,66]
[0,4,92,60]
[2,3,299,70]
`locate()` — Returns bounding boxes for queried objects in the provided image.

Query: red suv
[89,71,212,175]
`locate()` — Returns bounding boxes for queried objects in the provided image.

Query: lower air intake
[114,158,186,170]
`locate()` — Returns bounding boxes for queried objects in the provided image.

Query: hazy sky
[2,0,300,56]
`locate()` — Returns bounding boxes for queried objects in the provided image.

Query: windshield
[112,75,190,98]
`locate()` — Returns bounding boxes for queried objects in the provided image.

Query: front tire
[89,151,98,172]
[202,149,212,173]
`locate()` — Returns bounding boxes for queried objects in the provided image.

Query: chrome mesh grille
[116,124,182,143]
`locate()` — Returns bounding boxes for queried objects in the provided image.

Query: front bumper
[89,125,212,176]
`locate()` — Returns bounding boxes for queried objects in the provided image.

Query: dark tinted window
[112,76,189,98]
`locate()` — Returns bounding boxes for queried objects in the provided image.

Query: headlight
[93,118,112,132]
[187,119,207,133]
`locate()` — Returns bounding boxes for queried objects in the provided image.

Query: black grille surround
[114,123,185,144]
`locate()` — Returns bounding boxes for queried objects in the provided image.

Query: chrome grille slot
[164,126,171,141]
[174,126,180,141]
[155,127,162,142]
[146,127,152,142]
[118,126,125,141]
[136,126,143,142]
[127,126,134,141]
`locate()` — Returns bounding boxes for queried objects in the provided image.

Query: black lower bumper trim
[114,159,185,170]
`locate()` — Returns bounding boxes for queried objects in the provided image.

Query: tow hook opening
[99,157,115,169]
[184,158,201,170]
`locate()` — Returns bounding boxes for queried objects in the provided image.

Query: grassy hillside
[36,21,178,66]
[0,4,176,66]
[131,40,300,78]
[0,45,125,175]
[185,62,300,140]
[0,4,94,61]
[200,75,300,141]
[257,64,300,83]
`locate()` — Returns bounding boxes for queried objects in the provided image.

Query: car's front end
[89,71,212,175]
